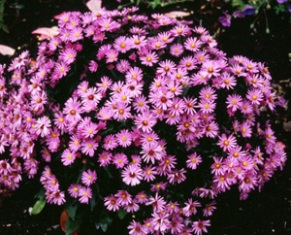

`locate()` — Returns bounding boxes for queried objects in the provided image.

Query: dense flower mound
[0,6,287,234]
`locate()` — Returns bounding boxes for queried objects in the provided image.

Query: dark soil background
[0,0,290,234]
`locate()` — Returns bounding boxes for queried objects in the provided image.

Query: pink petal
[86,0,102,15]
[31,26,59,40]
[0,44,15,56]
[164,11,191,19]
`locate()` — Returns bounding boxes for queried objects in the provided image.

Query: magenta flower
[121,164,143,186]
[81,169,97,186]
[218,134,237,152]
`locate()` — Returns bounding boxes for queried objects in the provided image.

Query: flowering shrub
[0,3,287,234]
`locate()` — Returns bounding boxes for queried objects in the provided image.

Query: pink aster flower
[68,184,81,198]
[97,151,112,166]
[226,94,243,113]
[203,201,217,217]
[240,121,252,138]
[121,164,143,186]
[115,129,132,148]
[142,165,157,182]
[81,138,98,157]
[134,111,157,133]
[115,189,133,206]
[182,198,201,217]
[68,134,81,152]
[179,55,197,71]
[186,152,202,170]
[218,134,237,152]
[78,186,92,204]
[169,43,184,57]
[149,90,174,111]
[35,116,51,137]
[114,36,132,53]
[63,97,83,122]
[61,149,76,166]
[81,169,97,186]
[141,141,164,164]
[192,220,211,235]
[103,134,118,150]
[60,46,77,64]
[219,72,237,90]
[104,195,120,211]
[157,59,176,76]
[128,220,147,235]
[140,51,159,67]
[184,36,202,52]
[116,59,130,73]
[246,88,263,105]
[112,152,128,169]
[198,99,216,114]
[54,62,70,78]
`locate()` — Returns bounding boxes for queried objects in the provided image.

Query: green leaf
[117,209,127,220]
[90,197,96,211]
[100,222,109,232]
[65,217,81,235]
[66,203,78,221]
[31,198,46,215]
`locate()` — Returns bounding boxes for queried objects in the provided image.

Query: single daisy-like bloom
[81,169,97,186]
[98,151,112,166]
[182,198,201,217]
[219,72,237,90]
[240,121,252,138]
[116,129,133,147]
[134,111,157,133]
[218,134,237,152]
[112,152,128,169]
[133,95,149,113]
[78,186,92,204]
[114,36,132,53]
[142,165,157,182]
[35,116,51,137]
[246,88,263,105]
[127,220,147,235]
[61,149,76,166]
[198,99,216,114]
[192,220,211,235]
[81,138,98,157]
[125,66,143,83]
[140,142,163,164]
[157,59,176,76]
[140,51,159,67]
[184,37,202,52]
[170,43,184,57]
[68,184,81,198]
[170,24,191,36]
[60,46,77,64]
[199,86,217,101]
[105,49,119,63]
[115,189,133,206]
[104,195,120,212]
[103,134,118,150]
[186,152,202,170]
[121,164,143,186]
[54,62,70,78]
[226,94,243,113]
[116,59,130,73]
[179,56,197,71]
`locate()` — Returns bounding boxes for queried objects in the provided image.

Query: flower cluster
[0,4,287,234]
